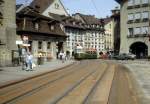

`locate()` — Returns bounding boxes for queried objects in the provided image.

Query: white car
[127,53,136,60]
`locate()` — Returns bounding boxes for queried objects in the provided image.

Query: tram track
[0,60,140,104]
[0,61,102,104]
[6,61,101,104]
[0,61,88,104]
[56,63,108,104]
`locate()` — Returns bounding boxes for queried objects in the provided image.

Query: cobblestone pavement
[118,60,150,104]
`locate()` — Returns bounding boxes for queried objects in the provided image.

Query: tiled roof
[30,0,54,13]
[103,17,112,25]
[16,4,23,10]
[16,6,66,37]
[49,13,67,21]
[76,13,101,25]
[17,6,54,21]
[49,13,85,29]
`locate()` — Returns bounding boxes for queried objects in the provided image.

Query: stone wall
[0,0,17,66]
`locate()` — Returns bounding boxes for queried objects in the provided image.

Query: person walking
[26,53,33,71]
[62,52,66,63]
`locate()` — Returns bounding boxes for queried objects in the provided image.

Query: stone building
[103,17,114,53]
[115,0,150,58]
[0,0,17,66]
[103,7,120,55]
[29,0,69,58]
[73,13,105,54]
[111,7,120,55]
[16,6,67,64]
[30,0,69,17]
[16,0,109,59]
[62,17,85,56]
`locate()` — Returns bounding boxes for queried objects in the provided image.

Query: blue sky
[16,0,119,18]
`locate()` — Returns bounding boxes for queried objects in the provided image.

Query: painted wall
[42,0,68,16]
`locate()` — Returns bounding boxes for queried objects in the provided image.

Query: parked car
[126,53,136,60]
[115,53,128,60]
[114,53,136,60]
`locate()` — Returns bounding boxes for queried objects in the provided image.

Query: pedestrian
[38,53,43,66]
[58,52,63,60]
[21,48,28,70]
[62,52,66,63]
[26,53,33,71]
[22,54,27,70]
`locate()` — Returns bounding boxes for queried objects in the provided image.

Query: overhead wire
[90,0,101,17]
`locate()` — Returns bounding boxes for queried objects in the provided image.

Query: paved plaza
[120,60,150,104]
[0,60,74,87]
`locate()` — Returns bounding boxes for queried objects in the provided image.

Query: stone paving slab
[0,60,75,87]
[121,60,150,104]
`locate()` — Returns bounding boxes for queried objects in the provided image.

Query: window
[38,41,42,49]
[135,0,141,5]
[128,13,134,20]
[142,0,149,4]
[134,27,141,35]
[128,0,134,6]
[34,23,39,30]
[141,26,149,34]
[142,11,149,19]
[55,3,59,9]
[47,42,51,49]
[128,28,134,36]
[49,25,54,30]
[134,13,141,20]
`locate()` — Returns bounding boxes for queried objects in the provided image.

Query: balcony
[127,20,133,24]
[127,5,134,9]
[134,19,141,23]
[127,34,149,38]
[142,3,149,7]
[142,18,149,22]
[134,4,141,8]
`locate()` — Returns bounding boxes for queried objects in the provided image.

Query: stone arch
[129,42,148,59]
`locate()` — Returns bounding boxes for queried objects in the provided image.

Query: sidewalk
[122,60,150,104]
[0,60,75,87]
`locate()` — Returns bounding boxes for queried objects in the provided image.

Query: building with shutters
[115,0,150,58]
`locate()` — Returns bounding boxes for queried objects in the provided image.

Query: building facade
[16,6,67,64]
[30,0,69,58]
[103,17,114,53]
[0,0,17,66]
[111,8,120,55]
[63,17,85,57]
[115,0,150,58]
[73,13,105,55]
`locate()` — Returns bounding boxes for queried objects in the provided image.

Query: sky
[16,0,119,18]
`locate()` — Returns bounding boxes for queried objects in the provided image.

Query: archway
[130,42,148,59]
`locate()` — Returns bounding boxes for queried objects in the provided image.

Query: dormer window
[49,25,54,30]
[34,23,39,30]
[55,3,59,9]
[60,24,64,31]
[73,21,76,25]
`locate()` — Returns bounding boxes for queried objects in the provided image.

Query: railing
[127,3,149,9]
[127,34,149,38]
[127,18,149,24]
